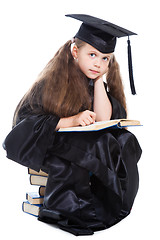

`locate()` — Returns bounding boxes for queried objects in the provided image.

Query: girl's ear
[72,45,78,59]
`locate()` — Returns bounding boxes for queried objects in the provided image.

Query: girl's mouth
[89,69,100,74]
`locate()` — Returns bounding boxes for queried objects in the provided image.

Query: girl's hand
[72,110,96,127]
[55,110,96,130]
[94,75,104,83]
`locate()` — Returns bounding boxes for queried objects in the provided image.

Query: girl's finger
[84,119,91,125]
[89,111,96,120]
[80,120,86,126]
[87,116,94,124]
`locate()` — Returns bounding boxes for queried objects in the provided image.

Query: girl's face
[72,43,112,79]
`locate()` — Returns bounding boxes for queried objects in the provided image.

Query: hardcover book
[22,201,42,217]
[26,192,44,205]
[30,175,48,187]
[58,119,141,132]
[28,168,48,177]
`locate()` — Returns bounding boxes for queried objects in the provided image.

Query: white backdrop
[0,0,159,239]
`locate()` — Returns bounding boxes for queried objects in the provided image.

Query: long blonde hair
[13,39,127,125]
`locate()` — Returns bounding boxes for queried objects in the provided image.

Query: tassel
[127,37,136,95]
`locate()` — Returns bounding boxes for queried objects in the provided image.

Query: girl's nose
[94,59,101,68]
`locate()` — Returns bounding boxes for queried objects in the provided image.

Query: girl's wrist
[94,76,103,83]
[55,116,74,130]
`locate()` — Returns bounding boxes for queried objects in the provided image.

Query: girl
[3,14,142,236]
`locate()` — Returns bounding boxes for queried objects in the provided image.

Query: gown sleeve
[107,93,127,119]
[3,81,126,171]
[3,101,60,172]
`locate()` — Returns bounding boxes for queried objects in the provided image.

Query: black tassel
[127,37,136,95]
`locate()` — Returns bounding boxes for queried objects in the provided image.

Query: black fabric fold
[3,114,60,172]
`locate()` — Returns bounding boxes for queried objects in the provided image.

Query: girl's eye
[103,57,108,61]
[90,53,96,58]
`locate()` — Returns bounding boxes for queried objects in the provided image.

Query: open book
[58,119,141,132]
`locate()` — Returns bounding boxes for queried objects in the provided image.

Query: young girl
[3,14,142,236]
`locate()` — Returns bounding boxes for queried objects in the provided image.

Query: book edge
[29,175,48,186]
[22,201,42,217]
[26,192,44,199]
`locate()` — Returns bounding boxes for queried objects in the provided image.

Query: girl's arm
[93,77,112,121]
[55,110,96,130]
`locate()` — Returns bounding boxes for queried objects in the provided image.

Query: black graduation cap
[65,14,137,95]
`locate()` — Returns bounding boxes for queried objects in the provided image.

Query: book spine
[39,186,46,196]
[22,201,25,212]
[26,192,29,201]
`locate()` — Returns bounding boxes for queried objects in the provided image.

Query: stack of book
[22,168,48,217]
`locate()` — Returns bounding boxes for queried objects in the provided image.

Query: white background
[0,0,159,239]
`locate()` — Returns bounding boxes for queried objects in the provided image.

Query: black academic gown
[3,83,142,235]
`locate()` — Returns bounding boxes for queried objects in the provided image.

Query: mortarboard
[65,14,137,95]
